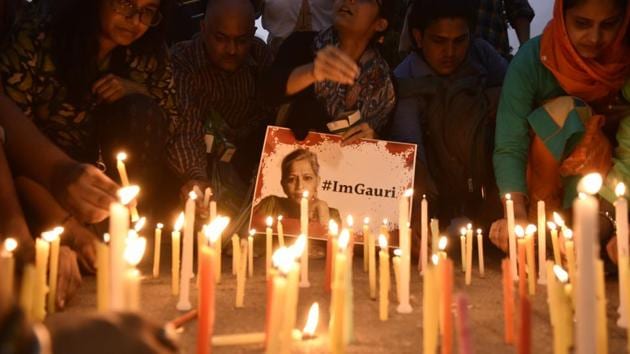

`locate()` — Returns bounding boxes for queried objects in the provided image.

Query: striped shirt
[170,34,274,180]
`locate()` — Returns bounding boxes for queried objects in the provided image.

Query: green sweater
[493,36,630,204]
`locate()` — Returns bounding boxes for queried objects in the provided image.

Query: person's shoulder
[170,36,202,69]
[250,37,274,67]
[394,52,432,79]
[512,36,542,64]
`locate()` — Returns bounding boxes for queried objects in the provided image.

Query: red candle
[455,293,473,354]
[502,259,515,344]
[264,269,276,348]
[197,244,215,354]
[518,296,531,354]
[441,259,454,354]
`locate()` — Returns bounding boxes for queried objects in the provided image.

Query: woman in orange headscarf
[490,0,630,255]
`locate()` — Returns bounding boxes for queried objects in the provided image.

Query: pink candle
[455,293,473,354]
[502,259,515,344]
[518,297,531,354]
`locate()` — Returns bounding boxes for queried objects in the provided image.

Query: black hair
[564,0,628,10]
[376,0,398,35]
[407,0,477,39]
[48,0,172,100]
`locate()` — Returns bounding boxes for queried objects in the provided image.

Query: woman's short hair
[281,149,320,182]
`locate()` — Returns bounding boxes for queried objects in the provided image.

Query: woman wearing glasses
[0,0,190,284]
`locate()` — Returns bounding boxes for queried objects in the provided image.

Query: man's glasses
[111,0,163,27]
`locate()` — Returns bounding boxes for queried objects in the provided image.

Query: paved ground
[56,239,627,354]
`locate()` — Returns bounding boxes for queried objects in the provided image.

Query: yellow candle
[236,239,247,308]
[232,234,241,276]
[392,249,401,304]
[363,217,370,272]
[248,230,255,278]
[19,264,35,322]
[423,258,439,354]
[0,238,17,316]
[177,191,197,311]
[267,248,290,353]
[330,231,349,354]
[153,223,163,278]
[115,152,139,221]
[596,260,608,354]
[379,235,390,321]
[465,224,473,285]
[525,224,537,296]
[430,218,439,255]
[277,215,285,247]
[123,234,146,311]
[110,187,137,311]
[380,219,390,241]
[368,231,377,299]
[476,229,485,277]
[96,239,109,312]
[564,229,576,287]
[537,201,547,284]
[506,194,517,280]
[620,256,630,353]
[172,213,184,296]
[550,264,573,354]
[266,216,273,277]
[419,195,428,273]
[34,237,50,321]
[282,259,300,352]
[300,192,310,288]
[214,223,222,284]
[459,228,466,273]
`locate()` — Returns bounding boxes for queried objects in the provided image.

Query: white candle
[368,231,377,299]
[123,235,146,311]
[277,215,285,247]
[363,217,370,273]
[236,238,247,308]
[420,195,428,274]
[203,187,212,210]
[477,229,485,277]
[0,238,17,316]
[266,216,273,277]
[19,264,35,322]
[45,228,62,313]
[153,223,163,278]
[574,173,602,354]
[459,228,467,273]
[110,186,137,311]
[248,229,255,278]
[506,194,518,281]
[537,201,547,284]
[430,218,439,255]
[34,237,49,321]
[300,191,310,287]
[465,224,473,285]
[330,231,349,354]
[232,234,241,276]
[392,249,401,304]
[177,191,197,311]
[615,182,629,327]
[549,220,562,265]
[115,153,139,221]
[525,224,537,296]
[379,235,390,321]
[397,189,413,314]
[172,213,184,296]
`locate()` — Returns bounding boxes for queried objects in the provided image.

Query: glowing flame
[134,217,146,232]
[346,215,354,227]
[404,189,413,198]
[204,216,230,244]
[459,227,467,236]
[563,228,573,240]
[156,223,164,229]
[505,193,512,200]
[118,185,140,205]
[525,224,537,235]
[553,265,569,283]
[291,235,307,259]
[53,226,64,235]
[266,216,273,227]
[514,225,525,238]
[617,183,626,198]
[41,229,60,242]
[431,254,439,265]
[277,215,283,222]
[302,191,309,199]
[3,238,17,253]
[382,218,389,225]
[174,212,185,232]
[188,191,198,200]
[272,247,294,274]
[338,230,350,251]
[249,229,256,237]
[547,222,557,231]
[124,236,147,267]
[477,229,482,235]
[104,233,110,243]
[438,236,448,251]
[302,302,319,337]
[467,223,472,230]
[363,217,370,225]
[116,152,127,161]
[393,249,402,257]
[553,212,565,228]
[328,220,339,236]
[378,234,388,249]
[577,173,603,195]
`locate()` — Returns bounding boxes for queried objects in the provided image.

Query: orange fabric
[540,0,630,103]
[527,135,563,220]
[558,114,613,177]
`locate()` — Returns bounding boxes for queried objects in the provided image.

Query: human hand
[488,218,528,253]
[179,180,212,220]
[312,46,359,85]
[341,123,375,145]
[53,163,119,224]
[92,74,149,104]
[46,312,179,354]
[65,219,98,274]
[56,246,82,310]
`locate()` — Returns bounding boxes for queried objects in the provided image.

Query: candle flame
[174,212,185,231]
[116,152,127,161]
[378,234,388,249]
[459,227,467,236]
[563,228,573,240]
[205,216,230,244]
[118,185,140,206]
[272,247,294,274]
[431,254,439,265]
[547,221,557,231]
[188,191,198,200]
[552,212,565,228]
[438,236,448,251]
[577,173,603,195]
[525,224,537,236]
[266,216,273,227]
[346,215,354,227]
[277,215,283,222]
[3,238,17,253]
[505,193,512,200]
[476,229,482,235]
[124,236,147,266]
[134,217,146,232]
[249,229,256,237]
[290,234,307,259]
[616,182,626,197]
[302,191,309,199]
[103,233,110,243]
[157,223,164,229]
[553,265,569,283]
[382,218,389,225]
[328,220,339,236]
[393,248,402,257]
[41,229,60,242]
[338,230,350,250]
[363,217,370,225]
[466,223,472,230]
[53,226,64,235]
[404,189,413,198]
[302,302,319,336]
[422,194,427,200]
[514,225,525,238]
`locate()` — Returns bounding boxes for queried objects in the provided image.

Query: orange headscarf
[540,0,630,103]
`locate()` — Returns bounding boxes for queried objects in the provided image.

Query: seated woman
[490,0,630,258]
[252,148,341,237]
[264,0,396,144]
[0,0,191,271]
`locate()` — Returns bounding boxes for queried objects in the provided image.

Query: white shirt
[262,0,334,40]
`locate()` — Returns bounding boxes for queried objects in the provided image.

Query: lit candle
[45,227,62,313]
[548,220,561,264]
[502,258,515,344]
[236,238,247,308]
[172,213,184,296]
[392,249,401,304]
[537,201,547,285]
[177,191,197,311]
[277,215,285,247]
[515,226,527,299]
[459,228,467,273]
[397,189,413,314]
[506,194,518,282]
[574,173,601,354]
[266,216,273,278]
[325,220,339,293]
[615,182,629,327]
[203,187,212,211]
[302,302,320,339]
[266,247,292,353]
[115,152,139,221]
[368,228,377,299]
[0,238,17,315]
[300,191,310,288]
[378,235,389,321]
[563,229,576,287]
[330,230,349,354]
[465,224,473,285]
[96,237,109,312]
[363,217,370,272]
[19,264,35,322]
[549,264,573,354]
[441,257,454,354]
[34,236,50,321]
[420,195,428,274]
[423,256,439,354]
[248,229,255,278]
[153,223,163,278]
[214,223,222,284]
[525,224,537,296]
[123,234,146,311]
[430,218,440,255]
[476,229,485,277]
[110,186,138,311]
[282,237,303,350]
[380,219,390,241]
[232,234,241,276]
